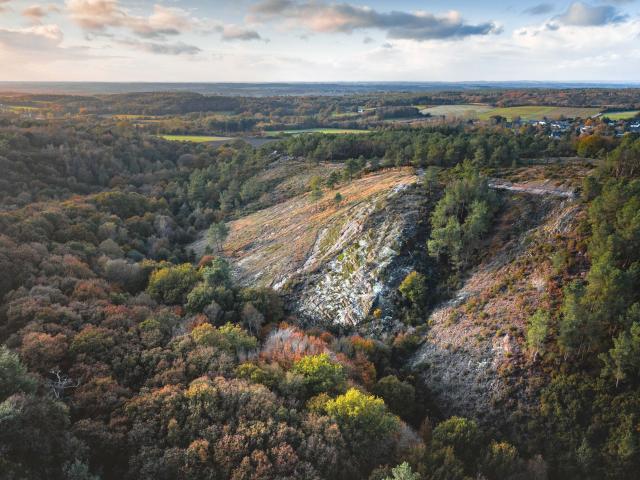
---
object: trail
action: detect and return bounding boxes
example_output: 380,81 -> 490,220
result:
488,178 -> 576,198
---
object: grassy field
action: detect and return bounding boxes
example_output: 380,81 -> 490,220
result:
420,104 -> 602,121
602,110 -> 640,120
478,106 -> 601,121
7,105 -> 42,112
159,135 -> 234,143
421,104 -> 492,118
111,114 -> 156,120
271,128 -> 370,135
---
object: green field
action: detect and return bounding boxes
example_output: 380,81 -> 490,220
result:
8,105 -> 41,112
421,104 -> 492,118
602,110 -> 640,120
159,135 -> 234,143
478,106 -> 602,121
421,104 -> 602,121
111,114 -> 156,120
271,128 -> 370,135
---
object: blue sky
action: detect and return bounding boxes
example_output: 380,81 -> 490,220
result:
0,0 -> 639,81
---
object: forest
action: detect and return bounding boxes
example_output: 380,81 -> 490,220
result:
1,91 -> 640,480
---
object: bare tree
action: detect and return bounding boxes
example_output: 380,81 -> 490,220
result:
47,368 -> 80,399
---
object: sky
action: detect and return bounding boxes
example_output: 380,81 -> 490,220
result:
0,0 -> 639,82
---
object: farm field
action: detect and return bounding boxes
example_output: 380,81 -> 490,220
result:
421,104 -> 603,121
478,106 -> 602,121
271,128 -> 370,135
421,104 -> 492,118
158,134 -> 234,143
602,110 -> 640,120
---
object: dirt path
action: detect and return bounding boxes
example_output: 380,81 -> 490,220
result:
488,178 -> 576,198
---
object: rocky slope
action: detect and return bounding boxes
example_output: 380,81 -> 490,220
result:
411,186 -> 584,429
191,167 -> 428,329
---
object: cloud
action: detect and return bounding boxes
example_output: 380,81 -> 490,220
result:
553,2 -> 628,26
66,0 -> 194,38
249,0 -> 500,41
0,23 -> 94,64
116,38 -> 201,55
216,25 -> 264,42
0,0 -> 11,12
22,4 -> 60,23
0,24 -> 63,51
523,3 -> 555,15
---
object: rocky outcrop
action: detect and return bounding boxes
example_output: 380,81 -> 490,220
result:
190,168 -> 429,330
290,182 -> 428,330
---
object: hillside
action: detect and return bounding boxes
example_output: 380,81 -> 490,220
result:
192,167 -> 425,328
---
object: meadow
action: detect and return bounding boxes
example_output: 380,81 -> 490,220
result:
420,104 -> 603,121
420,104 -> 493,118
271,128 -> 370,135
478,105 -> 602,121
158,134 -> 234,143
602,110 -> 640,120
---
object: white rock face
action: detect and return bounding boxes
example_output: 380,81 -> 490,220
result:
290,184 -> 427,328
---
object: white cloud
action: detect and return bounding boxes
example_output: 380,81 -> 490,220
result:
66,0 -> 195,38
249,0 -> 501,41
553,2 -> 627,27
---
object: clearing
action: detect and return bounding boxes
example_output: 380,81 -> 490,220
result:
602,110 -> 640,120
158,134 -> 234,143
420,104 -> 493,118
269,128 -> 370,136
478,106 -> 601,121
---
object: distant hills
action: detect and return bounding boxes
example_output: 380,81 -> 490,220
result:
2,81 -> 640,96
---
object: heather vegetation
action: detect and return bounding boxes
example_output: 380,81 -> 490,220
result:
1,91 -> 640,480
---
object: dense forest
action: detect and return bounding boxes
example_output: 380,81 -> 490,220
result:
1,92 -> 640,480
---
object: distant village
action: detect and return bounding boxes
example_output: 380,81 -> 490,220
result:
504,116 -> 640,138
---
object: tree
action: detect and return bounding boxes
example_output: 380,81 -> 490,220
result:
0,346 -> 36,400
601,322 -> 640,388
309,176 -> 324,210
191,322 -> 258,355
324,388 -> 399,439
384,462 -> 420,480
399,271 -> 427,308
480,441 -> 520,480
527,310 -> 550,361
372,375 -> 416,420
432,416 -> 481,472
326,171 -> 340,189
344,158 -> 361,180
422,167 -> 439,196
207,221 -> 230,252
428,163 -> 498,270
292,353 -> 346,396
201,257 -> 231,287
334,192 -> 343,206
146,263 -> 200,304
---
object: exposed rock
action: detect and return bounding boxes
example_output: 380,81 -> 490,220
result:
191,168 -> 428,330
290,182 -> 429,330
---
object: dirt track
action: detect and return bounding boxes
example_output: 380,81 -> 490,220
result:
488,178 -> 576,198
